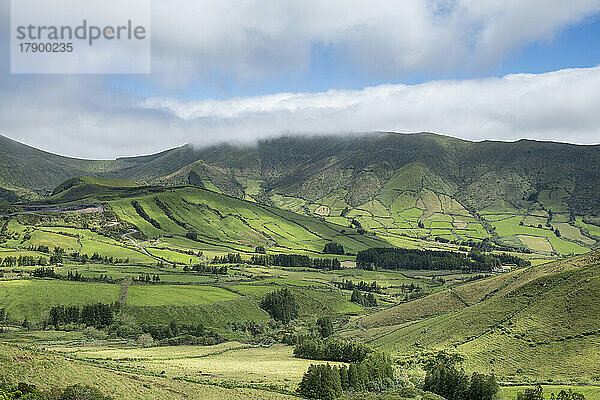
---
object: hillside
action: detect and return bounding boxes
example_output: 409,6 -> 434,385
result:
1,132 -> 599,255
0,135 -> 133,200
350,250 -> 600,381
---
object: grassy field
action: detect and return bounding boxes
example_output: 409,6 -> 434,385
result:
362,252 -> 600,382
0,342 -> 296,400
127,285 -> 240,307
0,279 -> 120,320
119,344 -> 332,391
1,180 -> 598,398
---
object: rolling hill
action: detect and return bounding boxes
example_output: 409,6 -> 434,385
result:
349,249 -> 600,381
1,132 -> 599,255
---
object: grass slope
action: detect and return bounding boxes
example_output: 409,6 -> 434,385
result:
359,250 -> 600,381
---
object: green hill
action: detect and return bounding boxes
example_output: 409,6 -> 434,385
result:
1,132 -> 599,255
107,186 -> 389,255
351,250 -> 600,382
0,135 -> 134,200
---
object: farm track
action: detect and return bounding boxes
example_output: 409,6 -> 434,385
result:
120,278 -> 132,305
122,229 -> 160,261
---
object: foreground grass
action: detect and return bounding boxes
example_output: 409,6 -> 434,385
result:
0,343 -> 298,400
498,385 -> 600,400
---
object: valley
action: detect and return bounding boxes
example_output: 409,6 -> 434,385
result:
1,132 -> 599,400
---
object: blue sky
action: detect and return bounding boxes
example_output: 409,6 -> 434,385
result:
2,1 -> 600,158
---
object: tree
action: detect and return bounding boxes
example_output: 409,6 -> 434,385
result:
260,288 -> 299,323
465,372 -> 498,400
517,385 -> 544,400
423,359 -> 469,400
186,230 -> 198,241
365,293 -> 377,307
297,364 -> 342,400
316,316 -> 334,338
351,288 -> 361,303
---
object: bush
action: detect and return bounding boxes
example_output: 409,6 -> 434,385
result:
138,333 -> 154,347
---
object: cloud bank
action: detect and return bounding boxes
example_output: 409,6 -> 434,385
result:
2,66 -> 600,159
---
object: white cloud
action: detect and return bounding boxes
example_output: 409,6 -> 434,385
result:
143,66 -> 600,147
1,0 -> 599,83
146,0 -> 600,86
2,66 -> 600,159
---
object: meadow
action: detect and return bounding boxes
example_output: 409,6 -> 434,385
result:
1,181 -> 599,400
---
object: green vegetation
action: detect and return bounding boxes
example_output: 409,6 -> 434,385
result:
1,133 -> 599,399
297,352 -> 395,399
356,247 -> 531,271
260,288 -> 299,323
127,285 -> 239,307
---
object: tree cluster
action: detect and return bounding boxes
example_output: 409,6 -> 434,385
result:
183,264 -> 228,274
48,302 -> 120,328
1,255 -> 48,268
423,356 -> 498,400
28,245 -> 51,253
260,288 -> 299,323
350,288 -> 377,307
316,316 -> 334,338
294,337 -> 371,363
323,242 -> 344,255
297,352 -> 395,399
212,253 -> 242,264
139,321 -> 223,345
69,251 -> 128,265
250,254 -> 341,270
357,247 -> 530,272
333,279 -> 383,293
351,219 -> 367,235
32,267 -> 57,278
134,273 -> 161,283
398,282 -> 423,293
517,385 -> 586,400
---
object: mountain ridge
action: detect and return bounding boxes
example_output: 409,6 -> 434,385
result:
1,132 -> 599,255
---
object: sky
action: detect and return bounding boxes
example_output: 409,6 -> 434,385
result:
1,0 -> 600,159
